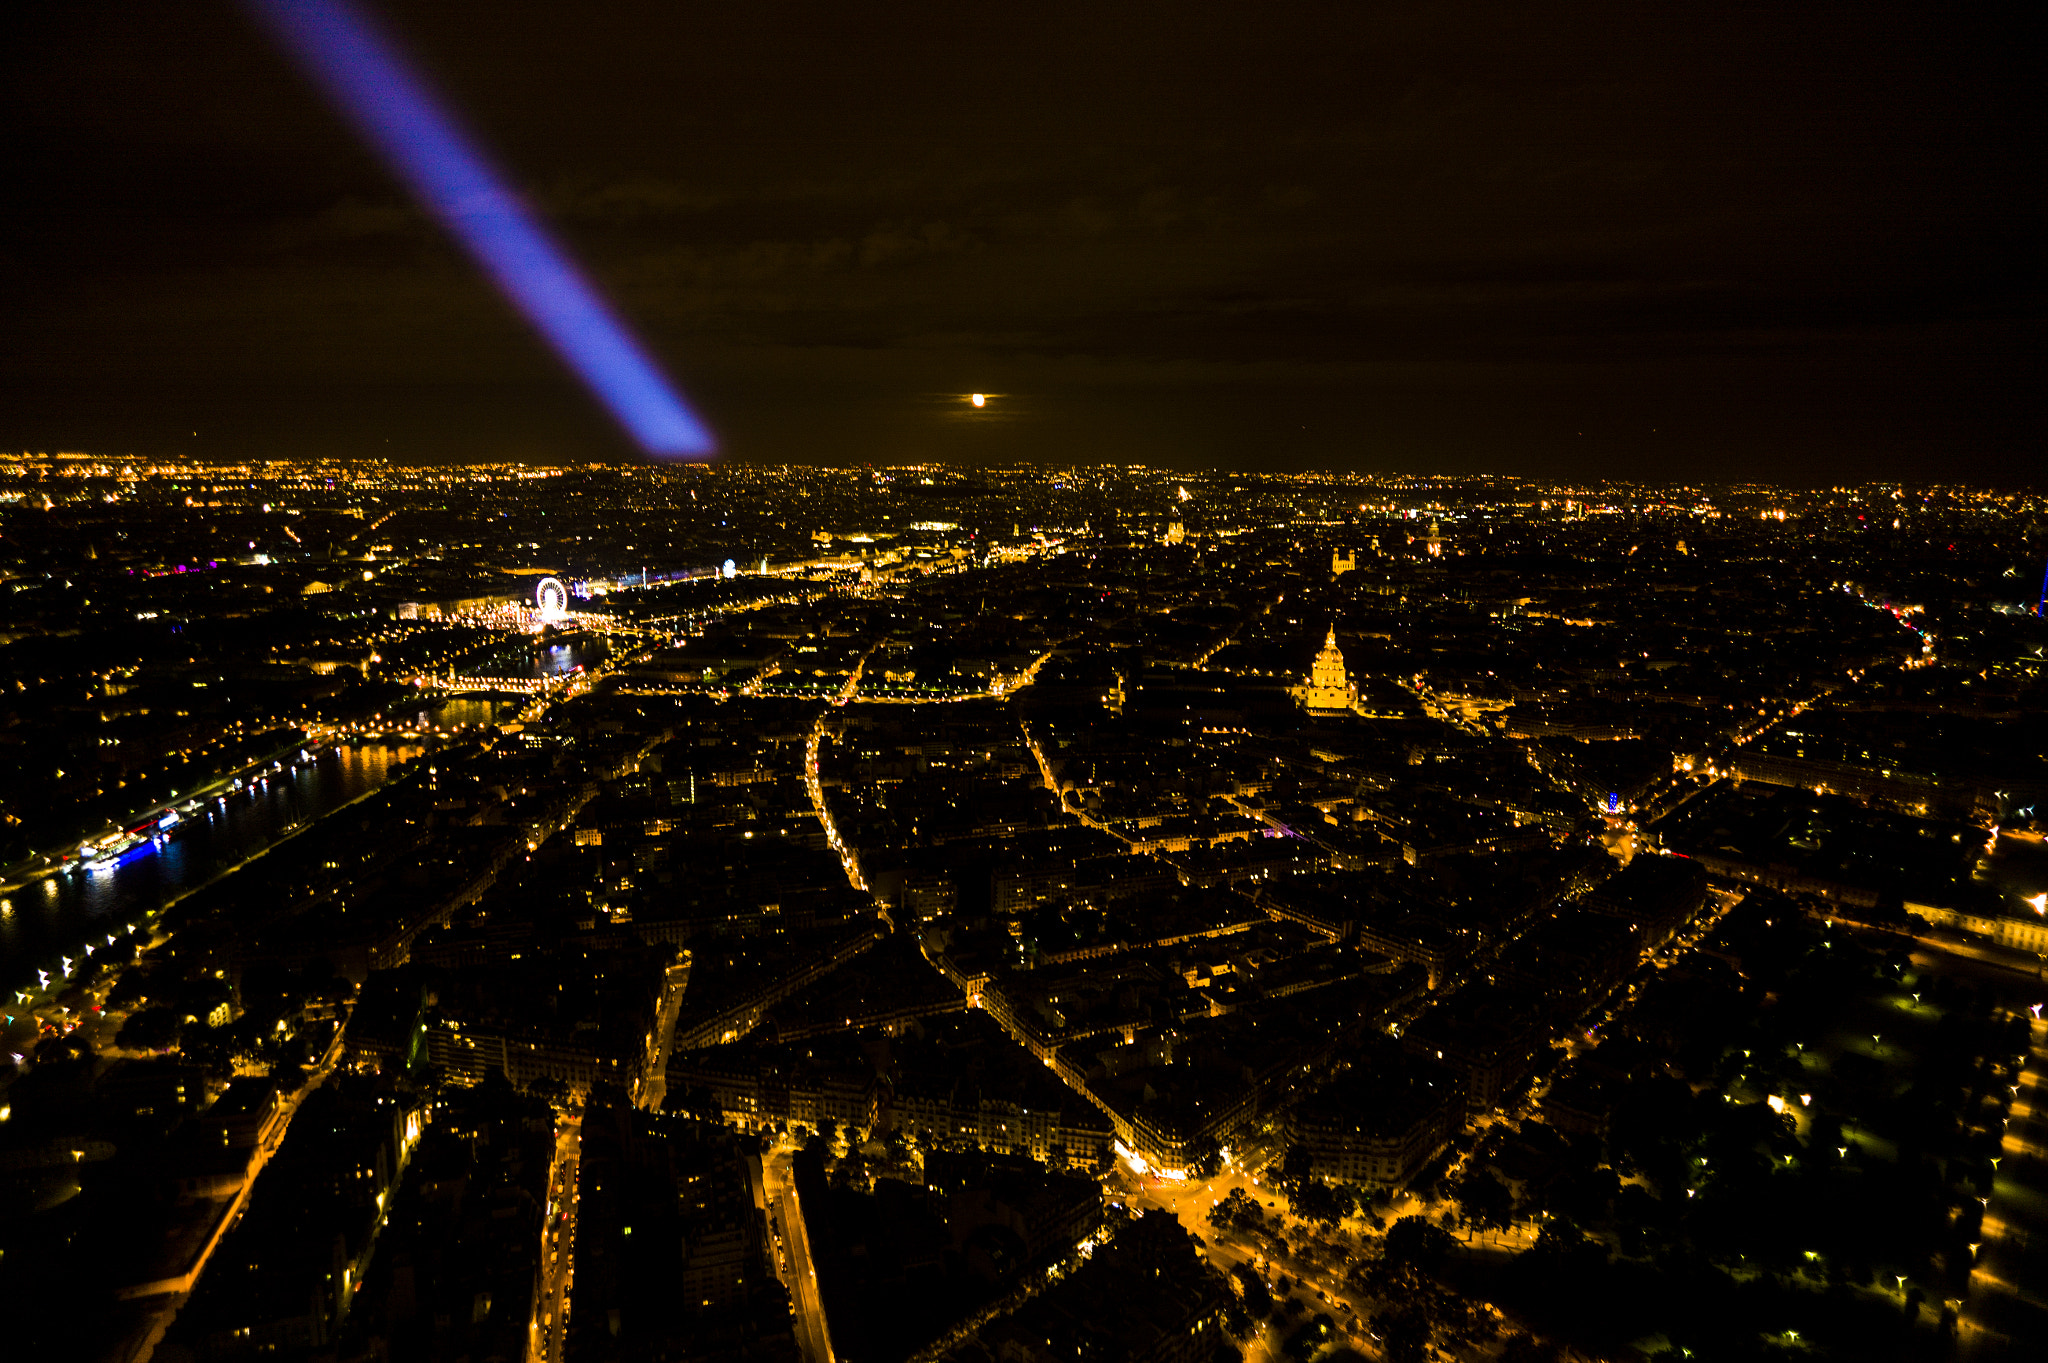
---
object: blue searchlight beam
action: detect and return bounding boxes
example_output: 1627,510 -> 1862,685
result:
246,0 -> 714,458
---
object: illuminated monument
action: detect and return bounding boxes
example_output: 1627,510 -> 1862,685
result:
1292,626 -> 1358,715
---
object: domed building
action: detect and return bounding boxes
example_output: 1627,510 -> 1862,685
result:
1291,626 -> 1358,714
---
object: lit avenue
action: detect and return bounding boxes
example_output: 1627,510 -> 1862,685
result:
1,458 -> 2045,1363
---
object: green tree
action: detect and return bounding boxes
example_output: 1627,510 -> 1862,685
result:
107,969 -> 156,1010
1209,1186 -> 1261,1233
1294,1177 -> 1344,1227
117,1005 -> 182,1053
1368,1303 -> 1434,1363
1281,1312 -> 1335,1360
1450,1167 -> 1516,1239
832,1148 -> 872,1191
1230,1262 -> 1272,1319
33,1034 -> 93,1066
1382,1215 -> 1456,1273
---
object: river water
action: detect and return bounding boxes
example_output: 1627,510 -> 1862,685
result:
0,637 -> 611,999
472,633 -> 610,681
0,743 -> 426,996
389,694 -> 523,730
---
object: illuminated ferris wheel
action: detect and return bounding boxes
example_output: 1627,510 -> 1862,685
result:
533,575 -> 568,619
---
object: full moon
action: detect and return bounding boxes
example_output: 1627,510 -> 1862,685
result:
970,393 -> 986,407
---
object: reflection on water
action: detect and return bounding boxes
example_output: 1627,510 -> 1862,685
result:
470,635 -> 609,681
389,694 -> 523,731
0,744 -> 425,993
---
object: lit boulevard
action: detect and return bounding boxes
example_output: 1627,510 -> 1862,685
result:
1,462 -> 2044,1363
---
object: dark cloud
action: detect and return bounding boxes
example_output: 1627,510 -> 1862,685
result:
1,0 -> 2040,480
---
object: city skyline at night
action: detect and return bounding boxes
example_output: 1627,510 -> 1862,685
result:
3,5 -> 2046,1362
1,457 -> 2046,1360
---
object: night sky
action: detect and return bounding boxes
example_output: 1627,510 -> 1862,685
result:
3,1 -> 2040,481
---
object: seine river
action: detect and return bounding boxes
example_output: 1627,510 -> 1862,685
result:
0,743 -> 426,997
0,636 -> 610,999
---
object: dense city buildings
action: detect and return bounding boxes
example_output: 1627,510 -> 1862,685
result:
2,459 -> 2046,1362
